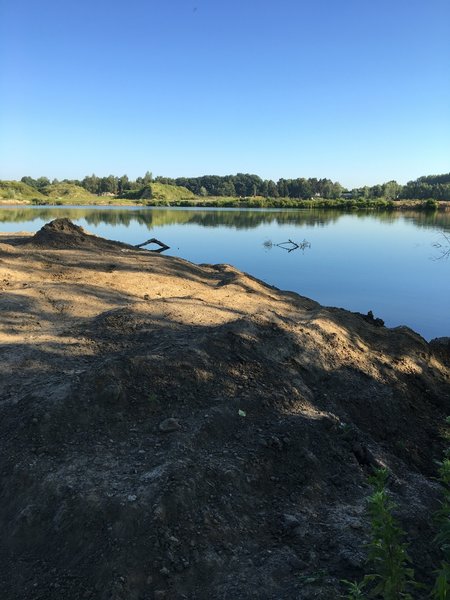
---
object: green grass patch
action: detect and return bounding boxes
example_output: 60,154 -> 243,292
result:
41,182 -> 98,201
120,182 -> 195,202
143,196 -> 399,210
0,181 -> 46,202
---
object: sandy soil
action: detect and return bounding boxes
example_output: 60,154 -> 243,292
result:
0,219 -> 449,599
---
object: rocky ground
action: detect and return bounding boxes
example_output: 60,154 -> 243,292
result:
0,219 -> 449,599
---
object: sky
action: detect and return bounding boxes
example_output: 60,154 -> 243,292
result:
0,0 -> 449,188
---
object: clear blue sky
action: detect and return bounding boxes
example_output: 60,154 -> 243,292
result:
1,0 -> 449,188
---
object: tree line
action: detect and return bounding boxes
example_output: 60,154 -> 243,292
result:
19,171 -> 450,200
20,173 -> 153,196
352,175 -> 450,201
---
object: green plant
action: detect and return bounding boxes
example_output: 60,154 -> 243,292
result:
432,564 -> 450,600
425,199 -> 439,211
298,569 -> 327,586
363,468 -> 416,599
341,579 -> 367,599
431,420 -> 450,599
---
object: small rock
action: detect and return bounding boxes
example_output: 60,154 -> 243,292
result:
352,442 -> 376,467
159,418 -> 181,433
159,566 -> 170,577
127,494 -> 137,502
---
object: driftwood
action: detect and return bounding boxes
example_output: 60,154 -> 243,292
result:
135,238 -> 170,253
276,239 -> 311,253
432,232 -> 450,260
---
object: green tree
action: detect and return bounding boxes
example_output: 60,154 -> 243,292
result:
219,181 -> 236,196
118,175 -> 130,195
140,184 -> 153,199
99,175 -> 118,194
21,176 -> 37,189
35,176 -> 50,191
143,171 -> 153,185
383,181 -> 402,201
267,180 -> 279,197
82,174 -> 100,194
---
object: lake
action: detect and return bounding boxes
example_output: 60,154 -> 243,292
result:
1,205 -> 449,340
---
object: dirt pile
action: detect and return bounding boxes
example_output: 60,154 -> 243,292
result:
0,220 -> 449,599
24,218 -> 132,251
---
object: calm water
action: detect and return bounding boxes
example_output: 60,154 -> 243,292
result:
1,205 -> 449,340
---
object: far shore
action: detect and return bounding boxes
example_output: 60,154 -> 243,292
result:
1,197 -> 450,211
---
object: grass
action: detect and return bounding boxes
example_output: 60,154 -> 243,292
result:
0,180 -> 46,202
120,182 -> 195,202
41,182 -> 98,201
143,196 -> 449,211
148,182 -> 195,200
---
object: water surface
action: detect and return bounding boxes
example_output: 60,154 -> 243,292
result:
1,205 -> 449,340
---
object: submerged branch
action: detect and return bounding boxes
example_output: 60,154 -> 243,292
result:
274,239 -> 311,253
432,232 -> 450,260
135,238 -> 170,253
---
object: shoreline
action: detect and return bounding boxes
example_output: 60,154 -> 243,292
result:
1,198 -> 450,210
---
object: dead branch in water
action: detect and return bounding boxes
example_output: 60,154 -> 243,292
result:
273,239 -> 311,253
432,232 -> 450,260
135,238 -> 170,253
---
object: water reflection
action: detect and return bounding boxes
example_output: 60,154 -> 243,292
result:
1,205 -> 450,232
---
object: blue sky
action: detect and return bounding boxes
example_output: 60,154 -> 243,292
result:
1,0 -> 449,187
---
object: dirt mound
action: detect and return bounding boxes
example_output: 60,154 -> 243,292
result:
27,218 -> 131,250
0,224 -> 449,599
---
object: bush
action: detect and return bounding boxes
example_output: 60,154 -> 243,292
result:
425,199 -> 439,211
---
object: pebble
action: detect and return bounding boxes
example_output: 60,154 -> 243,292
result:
127,494 -> 137,502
